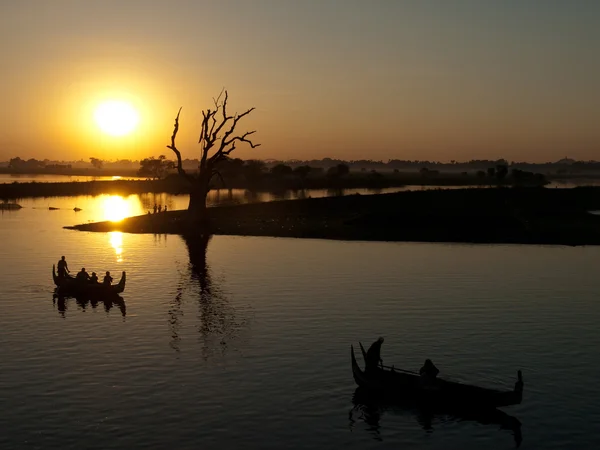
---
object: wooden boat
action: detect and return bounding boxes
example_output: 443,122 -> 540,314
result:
0,203 -> 22,210
52,265 -> 126,296
351,341 -> 523,409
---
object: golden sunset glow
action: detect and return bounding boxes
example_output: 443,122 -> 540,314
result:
109,232 -> 123,263
94,100 -> 139,136
102,195 -> 131,222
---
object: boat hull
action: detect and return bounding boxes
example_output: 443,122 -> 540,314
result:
52,265 -> 126,297
351,344 -> 523,409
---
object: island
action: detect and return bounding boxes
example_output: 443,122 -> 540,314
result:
66,187 -> 600,246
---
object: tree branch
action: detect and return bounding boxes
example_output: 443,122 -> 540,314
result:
166,107 -> 193,183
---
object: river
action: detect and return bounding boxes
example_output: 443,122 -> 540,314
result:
1,195 -> 600,449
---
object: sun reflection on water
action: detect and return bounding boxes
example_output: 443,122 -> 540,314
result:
109,232 -> 123,262
102,195 -> 131,222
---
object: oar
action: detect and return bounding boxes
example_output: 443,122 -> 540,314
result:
380,364 -> 419,375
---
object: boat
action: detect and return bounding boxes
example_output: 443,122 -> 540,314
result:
48,207 -> 59,210
52,265 -> 126,296
0,203 -> 22,210
351,340 -> 523,409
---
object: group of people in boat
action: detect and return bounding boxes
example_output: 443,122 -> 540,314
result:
365,337 -> 440,387
57,256 -> 113,285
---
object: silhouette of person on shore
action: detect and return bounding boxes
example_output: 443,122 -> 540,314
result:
153,204 -> 158,214
76,268 -> 90,282
90,272 -> 98,284
103,271 -> 113,286
365,337 -> 384,373
164,205 -> 167,212
57,256 -> 69,278
158,205 -> 162,213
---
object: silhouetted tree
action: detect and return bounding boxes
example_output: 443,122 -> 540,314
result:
270,163 -> 293,177
487,167 -> 496,178
328,163 -> 350,178
137,155 -> 174,179
496,164 -> 508,182
89,157 -> 104,169
243,159 -> 266,183
337,163 -> 350,176
293,165 -> 312,179
167,90 -> 260,220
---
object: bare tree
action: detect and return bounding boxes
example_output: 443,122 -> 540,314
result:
167,90 -> 259,220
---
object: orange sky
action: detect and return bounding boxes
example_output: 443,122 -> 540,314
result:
1,1 -> 599,162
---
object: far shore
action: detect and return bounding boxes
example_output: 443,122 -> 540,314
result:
0,170 -> 551,200
65,187 -> 600,246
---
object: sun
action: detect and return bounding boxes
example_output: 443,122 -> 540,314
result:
94,100 -> 139,136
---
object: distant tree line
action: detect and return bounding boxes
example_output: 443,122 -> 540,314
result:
3,156 -> 600,177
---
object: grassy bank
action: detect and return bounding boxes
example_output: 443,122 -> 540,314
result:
66,187 -> 600,246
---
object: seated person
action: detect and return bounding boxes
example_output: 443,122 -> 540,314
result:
419,359 -> 440,387
103,271 -> 113,286
89,272 -> 99,284
75,268 -> 90,282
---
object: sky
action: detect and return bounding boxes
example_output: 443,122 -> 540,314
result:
0,0 -> 599,162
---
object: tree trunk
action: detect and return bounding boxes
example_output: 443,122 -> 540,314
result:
187,176 -> 211,233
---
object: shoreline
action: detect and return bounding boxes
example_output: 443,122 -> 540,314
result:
65,188 -> 600,246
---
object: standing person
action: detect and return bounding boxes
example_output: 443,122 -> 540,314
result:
365,337 -> 385,373
103,271 -> 113,286
153,204 -> 158,214
57,256 -> 69,278
158,205 -> 162,213
164,205 -> 167,212
89,272 -> 99,284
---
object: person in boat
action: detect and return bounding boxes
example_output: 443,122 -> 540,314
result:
103,271 -> 113,286
89,272 -> 99,284
419,359 -> 440,388
365,337 -> 385,373
76,268 -> 90,282
57,256 -> 70,278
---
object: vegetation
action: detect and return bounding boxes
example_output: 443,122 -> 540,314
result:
137,155 -> 174,179
89,157 -> 103,169
166,90 -> 259,221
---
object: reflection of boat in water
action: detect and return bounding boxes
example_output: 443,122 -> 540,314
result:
52,265 -> 126,296
351,341 -> 523,409
53,294 -> 126,317
349,386 -> 523,447
0,203 -> 22,210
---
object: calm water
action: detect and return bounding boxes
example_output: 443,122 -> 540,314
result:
1,198 -> 600,449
